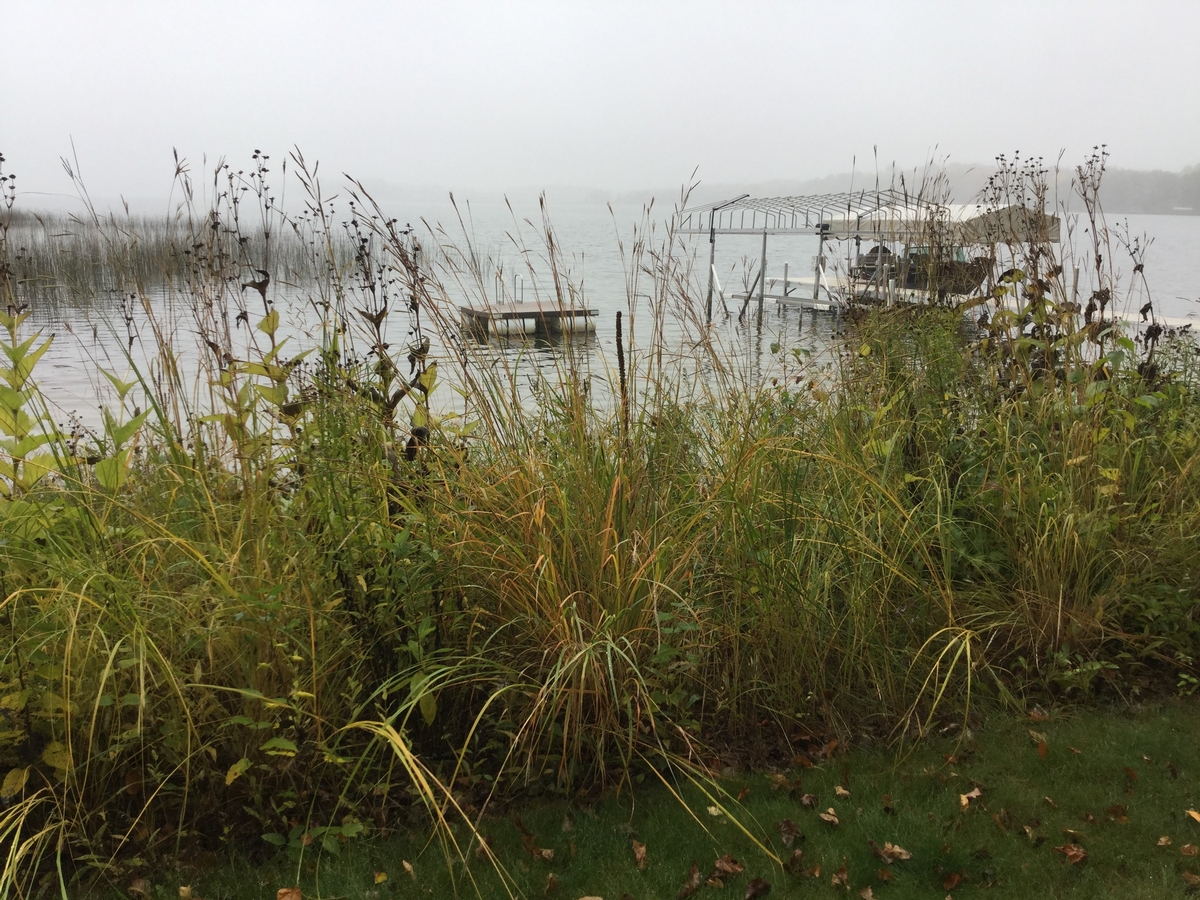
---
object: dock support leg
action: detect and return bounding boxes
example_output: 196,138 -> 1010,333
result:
813,231 -> 825,303
705,223 -> 717,324
757,227 -> 767,322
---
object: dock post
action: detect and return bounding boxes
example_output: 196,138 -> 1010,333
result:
783,262 -> 789,298
813,228 -> 825,303
705,217 -> 717,324
757,226 -> 767,322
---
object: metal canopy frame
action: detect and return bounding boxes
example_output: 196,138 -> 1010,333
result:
686,190 -> 1060,323
680,188 -> 912,236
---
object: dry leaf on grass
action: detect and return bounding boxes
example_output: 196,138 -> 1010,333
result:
373,871 -> 387,884
830,865 -> 849,889
402,860 -> 415,878
1187,809 -> 1200,824
782,849 -> 805,874
942,871 -> 964,890
678,862 -> 703,900
632,839 -> 647,870
276,890 -> 302,900
544,873 -> 558,895
819,808 -> 840,826
1053,843 -> 1087,865
1159,836 -> 1173,847
738,786 -> 751,801
1182,843 -> 1199,857
800,793 -> 818,808
562,813 -> 575,833
178,888 -> 193,900
876,867 -> 895,881
779,819 -> 802,847
129,880 -> 150,897
714,854 -> 745,876
1106,804 -> 1129,824
744,878 -> 771,899
959,787 -> 982,810
1184,871 -> 1200,886
835,785 -> 851,798
858,889 -> 874,900
1123,766 -> 1138,782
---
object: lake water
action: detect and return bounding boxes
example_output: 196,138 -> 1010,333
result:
18,197 -> 1200,432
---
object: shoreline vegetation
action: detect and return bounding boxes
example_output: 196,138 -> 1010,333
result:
1,147 -> 1199,897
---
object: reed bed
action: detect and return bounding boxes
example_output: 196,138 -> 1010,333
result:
0,148 -> 1197,896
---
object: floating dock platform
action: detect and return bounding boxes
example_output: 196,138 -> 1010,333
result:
459,302 -> 597,337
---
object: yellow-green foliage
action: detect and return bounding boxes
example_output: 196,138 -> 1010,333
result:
0,150 -> 1198,894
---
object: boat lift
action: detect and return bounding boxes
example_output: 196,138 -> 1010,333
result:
679,190 -> 1061,323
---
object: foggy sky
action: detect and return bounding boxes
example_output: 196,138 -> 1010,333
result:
5,0 -> 1199,211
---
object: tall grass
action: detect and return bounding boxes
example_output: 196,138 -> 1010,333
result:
0,146 -> 1197,896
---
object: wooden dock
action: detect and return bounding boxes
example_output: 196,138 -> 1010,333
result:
459,302 -> 597,336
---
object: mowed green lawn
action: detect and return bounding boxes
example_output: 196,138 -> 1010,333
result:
110,699 -> 1200,900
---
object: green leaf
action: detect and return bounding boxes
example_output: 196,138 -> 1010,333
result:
94,449 -> 132,491
261,833 -> 286,847
1,766 -> 29,799
417,362 -> 438,395
257,309 -> 280,337
41,742 -> 71,771
225,757 -> 252,785
110,409 -> 150,449
256,383 -> 288,407
259,736 -> 298,757
99,368 -> 138,402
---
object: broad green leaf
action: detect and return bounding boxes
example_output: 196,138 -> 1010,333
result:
41,742 -> 71,770
259,736 -> 298,757
417,362 -> 438,394
110,409 -> 150,449
0,766 -> 29,799
94,449 -> 132,491
255,383 -> 288,407
225,757 -> 252,785
257,309 -> 280,337
99,368 -> 138,402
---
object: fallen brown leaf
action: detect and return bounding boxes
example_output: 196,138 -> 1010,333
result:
769,773 -> 789,789
1185,871 -> 1200,886
800,793 -> 818,808
960,786 -> 982,810
632,839 -> 647,870
835,785 -> 851,798
705,875 -> 724,888
782,848 -> 805,874
1183,843 -> 1199,857
793,754 -> 814,768
544,873 -> 558,895
830,866 -> 849,889
1039,740 -> 1048,760
876,867 -> 895,882
476,835 -> 493,859
129,880 -> 150,897
714,854 -> 745,876
779,819 -> 802,847
402,860 -> 414,878
538,848 -> 555,862
1159,836 -> 1173,847
1081,812 -> 1098,825
745,877 -> 771,899
276,890 -> 301,900
881,793 -> 895,815
882,842 -> 912,862
1029,707 -> 1050,722
561,812 -> 575,833
1187,809 -> 1200,824
943,871 -> 964,890
1106,804 -> 1129,824
678,862 -> 703,900
738,786 -> 751,801
859,889 -> 875,900
819,808 -> 840,826
1053,843 -> 1087,865
1123,766 -> 1138,782
178,888 -> 193,900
